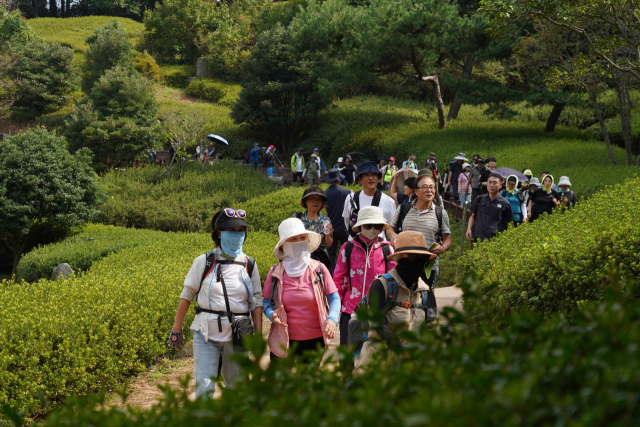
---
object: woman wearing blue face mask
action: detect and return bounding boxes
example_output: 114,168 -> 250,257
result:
169,208 -> 263,398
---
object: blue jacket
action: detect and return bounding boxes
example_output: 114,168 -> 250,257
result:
501,190 -> 522,222
316,156 -> 327,172
250,147 -> 263,163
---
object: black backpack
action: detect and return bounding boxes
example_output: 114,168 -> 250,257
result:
344,238 -> 391,292
394,202 -> 443,243
348,190 -> 382,238
198,252 -> 255,295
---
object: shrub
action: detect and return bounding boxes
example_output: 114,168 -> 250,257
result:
15,224 -> 167,283
96,161 -> 275,232
36,288 -> 640,427
238,186 -> 308,233
160,64 -> 194,88
0,228 -> 278,420
186,78 -> 225,103
133,53 -> 162,83
461,177 -> 640,324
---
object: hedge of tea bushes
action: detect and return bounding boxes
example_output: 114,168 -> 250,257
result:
461,177 -> 640,324
0,230 -> 278,418
239,186 -> 309,233
16,224 -> 168,283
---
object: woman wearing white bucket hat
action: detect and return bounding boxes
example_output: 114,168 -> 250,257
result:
263,218 -> 341,362
557,176 -> 576,210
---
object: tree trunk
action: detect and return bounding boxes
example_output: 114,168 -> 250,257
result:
60,0 -> 64,16
544,102 -> 565,132
66,0 -> 70,15
585,85 -> 617,165
447,57 -> 476,120
4,236 -> 28,279
49,0 -> 57,17
616,74 -> 633,166
423,74 -> 446,129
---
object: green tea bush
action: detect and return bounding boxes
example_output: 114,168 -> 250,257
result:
15,224 -> 167,283
38,288 -> 640,427
238,186 -> 308,233
159,65 -> 194,88
185,78 -> 224,103
461,177 -> 640,323
97,161 -> 275,232
133,53 -> 162,83
0,229 -> 278,420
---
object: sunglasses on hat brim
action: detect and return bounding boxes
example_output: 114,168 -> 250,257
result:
223,208 -> 246,219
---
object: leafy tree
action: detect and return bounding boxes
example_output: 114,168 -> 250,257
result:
65,65 -> 159,169
81,20 -> 135,92
142,0 -> 218,64
0,129 -> 100,276
290,0 -> 460,129
231,24 -> 330,153
10,41 -> 78,116
0,8 -> 38,45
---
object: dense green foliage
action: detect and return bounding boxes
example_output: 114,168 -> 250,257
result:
15,224 -> 167,282
462,177 -> 640,323
238,185 -> 307,233
0,129 -> 100,275
0,229 -> 278,420
33,286 -> 640,426
185,78 -> 225,103
133,53 -> 161,83
159,64 -> 194,88
141,0 -> 218,64
0,9 -> 39,45
81,20 -> 135,92
28,17 -> 144,55
65,65 -> 159,169
97,161 -> 275,232
232,24 -> 330,153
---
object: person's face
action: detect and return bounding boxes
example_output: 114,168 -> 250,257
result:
560,185 -> 569,191
409,156 -> 415,161
403,184 -> 413,196
530,184 -> 538,192
476,162 -> 484,168
543,176 -> 553,187
305,195 -> 323,212
390,160 -> 395,165
473,156 -> 478,161
508,182 -> 516,190
380,159 -> 386,165
487,177 -> 501,194
457,159 -> 464,165
465,166 -> 471,172
488,161 -> 496,168
345,157 -> 351,164
286,234 -> 307,243
415,178 -> 436,202
359,172 -> 378,190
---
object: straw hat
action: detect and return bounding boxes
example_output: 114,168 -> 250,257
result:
387,231 -> 436,262
273,218 -> 322,260
352,206 -> 390,232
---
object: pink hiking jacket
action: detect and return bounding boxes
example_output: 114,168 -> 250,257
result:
334,238 -> 396,315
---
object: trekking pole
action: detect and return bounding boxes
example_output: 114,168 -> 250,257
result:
460,201 -> 468,258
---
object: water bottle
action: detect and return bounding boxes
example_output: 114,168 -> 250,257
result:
322,218 -> 331,234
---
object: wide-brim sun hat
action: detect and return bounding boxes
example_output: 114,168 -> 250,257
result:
325,168 -> 345,183
357,161 -> 382,178
352,206 -> 390,232
558,176 -> 572,186
301,190 -> 327,202
273,218 -> 322,260
454,155 -> 468,161
387,231 -> 436,262
429,152 -> 437,160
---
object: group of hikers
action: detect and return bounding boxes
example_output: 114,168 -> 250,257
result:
168,150 -> 579,398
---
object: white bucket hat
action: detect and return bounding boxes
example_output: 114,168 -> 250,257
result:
337,157 -> 344,163
352,206 -> 390,232
529,177 -> 540,187
462,162 -> 471,170
273,218 -> 322,260
558,176 -> 572,186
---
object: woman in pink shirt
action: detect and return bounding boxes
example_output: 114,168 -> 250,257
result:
457,162 -> 472,206
263,218 -> 341,362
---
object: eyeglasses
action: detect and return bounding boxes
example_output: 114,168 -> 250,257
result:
223,208 -> 246,219
362,224 -> 384,231
417,185 -> 436,192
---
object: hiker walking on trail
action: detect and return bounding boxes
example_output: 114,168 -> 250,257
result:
521,177 -> 539,208
342,155 -> 357,185
402,154 -> 417,169
466,172 -> 514,242
169,208 -> 262,398
387,174 -> 451,318
342,161 -> 397,240
292,186 -> 333,270
422,153 -> 440,184
447,153 -> 467,202
313,148 -> 328,175
457,162 -> 472,206
250,143 -> 264,170
557,176 -> 576,211
470,158 -> 483,202
500,175 -> 527,227
353,231 -> 436,369
334,206 -> 395,347
263,145 -> 283,177
479,155 -> 497,195
263,218 -> 341,362
381,156 -> 397,191
527,174 -> 560,222
291,148 -> 305,184
540,171 -> 559,191
377,156 -> 387,190
325,168 -> 351,274
303,153 -> 321,185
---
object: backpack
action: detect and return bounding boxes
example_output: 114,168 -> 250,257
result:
245,150 -> 251,164
394,202 -> 443,243
344,238 -> 391,292
194,252 -> 255,312
348,190 -> 382,238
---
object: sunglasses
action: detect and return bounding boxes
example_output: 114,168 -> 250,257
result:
362,224 -> 384,231
223,208 -> 246,219
406,253 -> 429,262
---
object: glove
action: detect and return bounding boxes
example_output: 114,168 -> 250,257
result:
169,329 -> 183,349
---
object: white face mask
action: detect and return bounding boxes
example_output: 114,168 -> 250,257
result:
282,240 -> 311,277
361,228 -> 380,240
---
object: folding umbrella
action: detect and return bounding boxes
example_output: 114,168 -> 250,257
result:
492,167 -> 529,182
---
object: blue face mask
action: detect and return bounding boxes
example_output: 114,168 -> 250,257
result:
220,231 -> 245,257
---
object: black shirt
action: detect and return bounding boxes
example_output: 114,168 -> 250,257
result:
343,164 -> 357,184
450,162 -> 463,184
479,167 -> 491,194
469,194 -> 514,241
530,188 -> 560,215
325,184 -> 351,233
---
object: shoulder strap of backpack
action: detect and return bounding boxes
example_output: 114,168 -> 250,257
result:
381,242 -> 391,271
245,256 -> 255,278
381,273 -> 398,302
395,202 -> 412,233
198,252 -> 217,298
345,241 -> 354,291
435,205 -> 443,241
372,190 -> 382,207
352,190 -> 361,211
293,211 -> 303,220
421,290 -> 428,309
269,264 -> 279,304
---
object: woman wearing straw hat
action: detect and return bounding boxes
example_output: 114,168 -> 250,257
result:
354,231 -> 436,369
169,208 -> 262,398
334,206 -> 396,347
292,186 -> 333,269
263,218 -> 341,362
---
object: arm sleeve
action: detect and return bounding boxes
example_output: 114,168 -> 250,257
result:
343,194 -> 353,229
390,204 -> 401,228
441,209 -> 451,234
262,269 -> 275,321
263,298 -> 275,322
326,292 -> 340,324
180,255 -> 206,302
521,202 -> 527,219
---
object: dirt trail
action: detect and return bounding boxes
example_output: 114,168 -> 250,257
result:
109,286 -> 463,409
